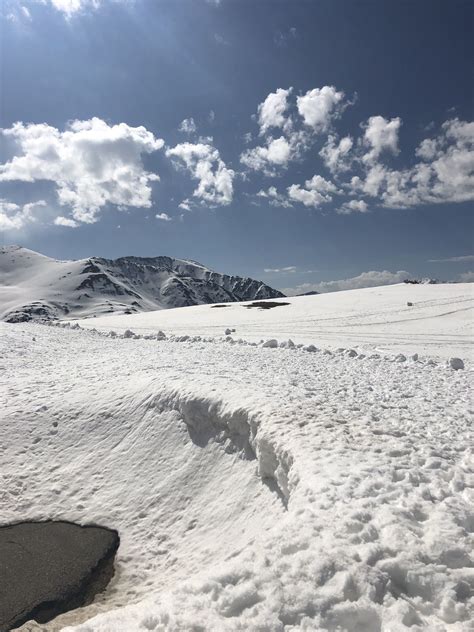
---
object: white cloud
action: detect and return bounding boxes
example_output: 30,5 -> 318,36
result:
166,142 -> 234,206
0,199 -> 47,230
338,199 -> 368,215
155,212 -> 172,221
21,5 -> 32,19
362,115 -> 401,164
296,86 -> 345,132
319,135 -> 353,173
240,136 -> 292,175
240,131 -> 309,176
257,88 -> 292,135
287,175 -> 339,208
415,138 -> 438,161
283,270 -> 410,295
459,270 -> 474,282
49,0 -> 101,17
428,254 -> 474,263
352,118 -> 474,208
256,186 -> 293,208
178,200 -> 191,211
264,266 -> 297,274
0,118 -> 164,224
178,118 -> 197,134
54,215 -> 79,228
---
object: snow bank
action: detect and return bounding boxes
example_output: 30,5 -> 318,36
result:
2,322 -> 472,631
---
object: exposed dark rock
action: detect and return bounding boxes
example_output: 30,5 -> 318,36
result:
0,521 -> 119,631
244,301 -> 291,310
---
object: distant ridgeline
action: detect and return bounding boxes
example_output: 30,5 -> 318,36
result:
403,278 -> 440,285
0,246 -> 284,323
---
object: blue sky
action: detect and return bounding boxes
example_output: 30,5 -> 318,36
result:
1,0 -> 473,293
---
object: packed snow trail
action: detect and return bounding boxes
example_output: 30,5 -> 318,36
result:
1,323 -> 472,631
72,283 -> 474,361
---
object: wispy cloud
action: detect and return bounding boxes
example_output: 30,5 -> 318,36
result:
0,199 -> 47,230
459,270 -> 474,282
155,212 -> 172,221
428,255 -> 474,263
264,266 -> 316,275
274,27 -> 298,47
264,266 -> 298,274
282,270 -> 410,295
178,118 -> 197,134
214,33 -> 229,46
54,215 -> 79,228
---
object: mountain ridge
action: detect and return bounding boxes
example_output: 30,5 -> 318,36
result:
0,245 -> 285,322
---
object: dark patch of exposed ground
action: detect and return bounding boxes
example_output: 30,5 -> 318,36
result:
244,301 -> 291,310
0,521 -> 119,631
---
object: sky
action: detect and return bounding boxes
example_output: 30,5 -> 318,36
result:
0,0 -> 473,294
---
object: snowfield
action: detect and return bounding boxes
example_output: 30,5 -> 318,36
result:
72,283 -> 474,361
1,284 -> 473,631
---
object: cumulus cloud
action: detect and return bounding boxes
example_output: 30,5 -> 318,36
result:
54,216 -> 79,228
242,85 -> 348,176
459,270 -> 474,282
166,142 -> 234,206
362,115 -> 401,164
428,254 -> 474,263
178,118 -> 197,134
352,118 -> 474,208
337,199 -> 368,215
240,136 -> 294,175
287,175 -> 339,208
296,86 -> 345,132
257,88 -> 292,135
155,212 -> 172,221
283,270 -> 411,295
0,118 -> 164,224
319,135 -> 353,174
0,199 -> 47,230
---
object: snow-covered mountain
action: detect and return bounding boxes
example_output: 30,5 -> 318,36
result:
0,245 -> 284,322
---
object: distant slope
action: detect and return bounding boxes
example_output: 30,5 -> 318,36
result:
74,283 -> 474,360
0,246 -> 285,322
